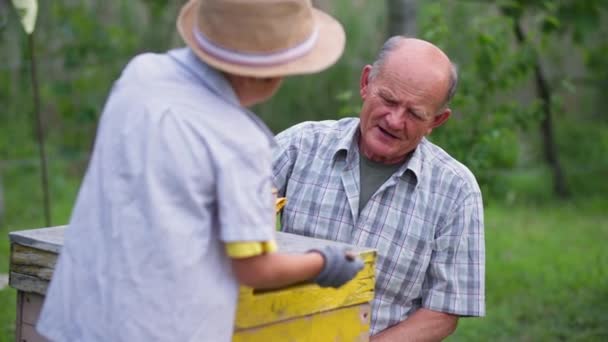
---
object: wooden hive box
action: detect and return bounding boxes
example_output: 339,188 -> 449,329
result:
9,226 -> 376,341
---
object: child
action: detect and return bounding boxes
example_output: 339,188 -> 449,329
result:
36,0 -> 363,341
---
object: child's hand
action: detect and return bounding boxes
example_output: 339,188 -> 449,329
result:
309,246 -> 365,288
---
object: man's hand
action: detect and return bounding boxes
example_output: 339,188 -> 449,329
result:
371,308 -> 458,342
309,246 -> 365,288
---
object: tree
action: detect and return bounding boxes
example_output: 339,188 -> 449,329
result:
500,0 -> 608,197
501,3 -> 569,197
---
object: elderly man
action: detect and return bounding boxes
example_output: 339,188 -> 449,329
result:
36,0 -> 364,341
273,36 -> 485,341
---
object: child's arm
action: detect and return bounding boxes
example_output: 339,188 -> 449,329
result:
231,252 -> 324,289
231,246 -> 363,289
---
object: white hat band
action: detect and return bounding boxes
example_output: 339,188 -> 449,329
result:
193,26 -> 319,67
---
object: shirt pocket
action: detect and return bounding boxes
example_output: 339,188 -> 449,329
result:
283,181 -> 353,241
362,216 -> 433,304
387,236 -> 432,299
282,204 -> 316,237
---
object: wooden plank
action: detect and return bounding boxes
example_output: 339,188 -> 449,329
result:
233,303 -> 371,342
10,272 -> 48,296
11,244 -> 57,283
8,226 -> 374,255
10,243 -> 57,293
9,226 -> 66,254
275,231 -> 374,254
20,322 -> 49,342
16,291 -> 23,342
21,292 -> 45,325
11,244 -> 58,269
10,265 -> 54,281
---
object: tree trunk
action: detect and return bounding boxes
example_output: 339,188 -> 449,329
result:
512,17 -> 570,198
386,0 -> 417,37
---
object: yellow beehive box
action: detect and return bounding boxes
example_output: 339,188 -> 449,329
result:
9,226 -> 376,341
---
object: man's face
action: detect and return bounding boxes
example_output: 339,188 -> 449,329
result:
358,52 -> 450,164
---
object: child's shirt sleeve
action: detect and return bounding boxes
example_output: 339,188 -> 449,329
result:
225,240 -> 279,258
224,195 -> 286,258
215,141 -> 277,249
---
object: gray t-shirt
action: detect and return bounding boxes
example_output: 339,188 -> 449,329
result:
358,152 -> 404,214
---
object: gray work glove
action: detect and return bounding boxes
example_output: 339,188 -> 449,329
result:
309,246 -> 365,288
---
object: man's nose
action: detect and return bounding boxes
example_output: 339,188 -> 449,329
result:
385,108 -> 406,130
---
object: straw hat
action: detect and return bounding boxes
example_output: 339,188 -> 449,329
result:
177,0 -> 346,77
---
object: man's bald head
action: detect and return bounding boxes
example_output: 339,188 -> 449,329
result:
368,37 -> 458,110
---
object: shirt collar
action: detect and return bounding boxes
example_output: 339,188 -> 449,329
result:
333,119 -> 360,157
167,47 -> 276,147
168,47 -> 241,107
404,138 -> 425,182
332,119 -> 423,183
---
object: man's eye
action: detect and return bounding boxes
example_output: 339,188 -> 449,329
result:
408,110 -> 422,120
382,97 -> 397,106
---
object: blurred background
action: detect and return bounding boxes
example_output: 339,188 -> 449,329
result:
1,0 -> 607,340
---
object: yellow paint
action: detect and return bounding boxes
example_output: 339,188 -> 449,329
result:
233,303 -> 371,342
225,240 -> 278,258
235,251 -> 375,328
275,197 -> 287,213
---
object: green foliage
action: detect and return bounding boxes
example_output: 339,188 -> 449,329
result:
556,120 -> 608,196
3,0 -> 607,203
417,2 -> 543,199
415,0 -> 607,200
0,0 -> 181,161
581,28 -> 608,115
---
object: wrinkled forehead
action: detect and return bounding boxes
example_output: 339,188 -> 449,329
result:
383,42 -> 451,93
374,62 -> 449,111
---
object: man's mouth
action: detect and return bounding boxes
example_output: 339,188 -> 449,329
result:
377,126 -> 399,139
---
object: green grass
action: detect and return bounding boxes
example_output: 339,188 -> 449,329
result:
0,288 -> 16,340
449,198 -> 608,341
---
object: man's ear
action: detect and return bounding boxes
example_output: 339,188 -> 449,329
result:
427,108 -> 451,135
360,65 -> 373,100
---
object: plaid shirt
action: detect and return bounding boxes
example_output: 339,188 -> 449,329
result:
272,118 -> 485,334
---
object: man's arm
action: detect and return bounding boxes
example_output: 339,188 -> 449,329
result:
370,308 -> 458,342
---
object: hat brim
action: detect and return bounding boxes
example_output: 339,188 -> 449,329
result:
177,0 -> 346,78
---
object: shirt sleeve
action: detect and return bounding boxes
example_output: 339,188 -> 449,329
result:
216,141 -> 276,243
225,240 -> 278,258
421,191 -> 486,317
223,194 -> 286,258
